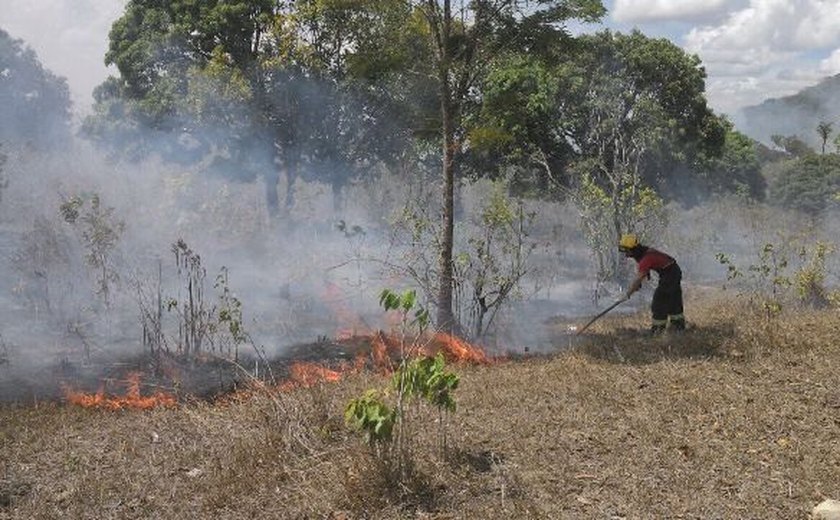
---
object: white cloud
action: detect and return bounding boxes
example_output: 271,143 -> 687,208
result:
0,0 -> 127,117
705,66 -> 825,114
612,0 -> 732,23
819,48 -> 840,76
682,0 -> 840,114
792,1 -> 840,48
685,0 -> 840,54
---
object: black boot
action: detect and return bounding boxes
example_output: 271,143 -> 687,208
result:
650,324 -> 667,335
669,316 -> 686,332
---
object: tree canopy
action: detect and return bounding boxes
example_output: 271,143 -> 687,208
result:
0,28 -> 72,147
470,30 -> 728,202
769,154 -> 840,215
84,0 -> 417,214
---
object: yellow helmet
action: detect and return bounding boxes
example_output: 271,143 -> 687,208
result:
619,234 -> 639,252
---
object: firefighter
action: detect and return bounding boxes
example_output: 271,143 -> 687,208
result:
619,234 -> 685,334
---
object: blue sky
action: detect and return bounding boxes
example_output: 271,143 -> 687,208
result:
2,0 -> 840,120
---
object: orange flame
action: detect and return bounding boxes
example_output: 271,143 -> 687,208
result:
279,362 -> 343,391
348,330 -> 492,374
429,332 -> 490,364
63,372 -> 177,410
235,331 -> 493,398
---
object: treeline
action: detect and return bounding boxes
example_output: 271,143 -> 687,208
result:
79,2 -> 765,205
765,125 -> 840,216
2,1 -> 809,330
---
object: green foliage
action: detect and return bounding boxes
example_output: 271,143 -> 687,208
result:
769,153 -> 840,215
346,351 -> 460,459
717,243 -> 787,316
390,183 -> 535,337
214,266 -> 246,357
750,243 -> 790,316
714,252 -> 742,284
345,390 -> 396,446
59,193 -> 125,306
0,29 -> 71,146
794,242 -> 833,307
693,127 -> 765,201
87,0 -> 419,209
379,288 -> 430,331
462,184 -> 536,337
393,353 -> 460,413
770,134 -> 813,158
817,121 -> 833,154
471,54 -> 560,159
474,29 -> 726,201
575,171 -> 667,286
716,240 -> 835,316
347,288 -> 462,478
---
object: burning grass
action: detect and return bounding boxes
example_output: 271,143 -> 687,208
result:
62,372 -> 177,410
47,329 -> 493,411
2,295 -> 840,518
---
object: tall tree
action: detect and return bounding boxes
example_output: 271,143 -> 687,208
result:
474,30 -> 725,281
0,28 -> 71,147
409,0 -> 604,330
85,0 -> 412,216
817,121 -> 832,155
566,31 -> 724,279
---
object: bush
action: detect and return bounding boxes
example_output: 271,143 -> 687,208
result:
769,154 -> 840,215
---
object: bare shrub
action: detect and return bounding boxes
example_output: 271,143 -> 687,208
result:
11,217 -> 74,321
388,180 -> 536,338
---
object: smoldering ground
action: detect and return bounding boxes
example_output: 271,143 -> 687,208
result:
0,115 -> 610,403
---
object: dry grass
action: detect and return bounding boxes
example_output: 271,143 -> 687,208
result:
2,295 -> 840,519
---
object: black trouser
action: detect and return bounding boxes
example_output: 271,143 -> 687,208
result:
651,263 -> 684,328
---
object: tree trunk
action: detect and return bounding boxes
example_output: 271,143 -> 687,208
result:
431,0 -> 457,332
436,88 -> 456,332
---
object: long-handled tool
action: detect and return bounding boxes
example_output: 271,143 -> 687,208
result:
575,297 -> 628,362
575,297 -> 627,336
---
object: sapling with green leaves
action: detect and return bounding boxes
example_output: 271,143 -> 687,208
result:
716,240 -> 835,316
389,182 -> 536,338
379,288 -> 430,358
60,193 -> 125,307
380,288 -> 429,473
716,243 -> 789,316
345,390 -> 396,453
574,172 -> 668,297
345,288 -> 460,480
395,353 -> 459,457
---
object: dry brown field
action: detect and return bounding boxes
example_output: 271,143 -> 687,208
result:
2,296 -> 839,519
